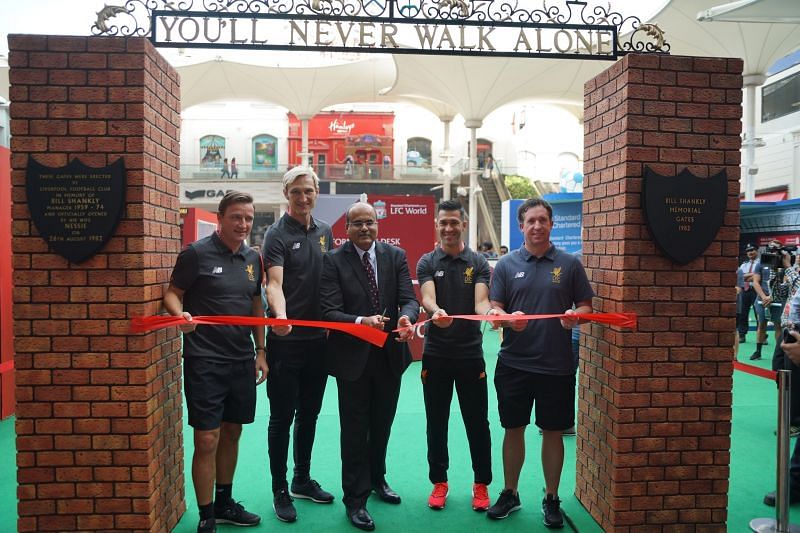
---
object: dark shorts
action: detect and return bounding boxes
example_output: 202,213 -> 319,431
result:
755,301 -> 783,325
494,360 -> 575,431
184,357 -> 257,431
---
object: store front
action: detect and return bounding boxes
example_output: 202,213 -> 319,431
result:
287,111 -> 394,179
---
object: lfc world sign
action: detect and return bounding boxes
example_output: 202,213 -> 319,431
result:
642,166 -> 727,265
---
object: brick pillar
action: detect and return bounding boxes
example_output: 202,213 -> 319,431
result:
578,54 -> 742,531
9,35 -> 184,532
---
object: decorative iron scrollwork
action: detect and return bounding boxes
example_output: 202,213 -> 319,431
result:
91,0 -> 670,56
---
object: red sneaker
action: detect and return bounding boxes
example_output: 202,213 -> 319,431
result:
472,483 -> 490,512
428,482 -> 449,510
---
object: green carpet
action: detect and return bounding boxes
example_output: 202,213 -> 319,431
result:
2,327 -> 800,531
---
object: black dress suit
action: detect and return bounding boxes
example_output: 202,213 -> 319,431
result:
320,240 -> 419,509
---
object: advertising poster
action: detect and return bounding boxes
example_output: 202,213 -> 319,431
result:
317,195 -> 436,360
252,134 -> 277,169
200,135 -> 225,169
324,195 -> 436,278
502,193 -> 582,255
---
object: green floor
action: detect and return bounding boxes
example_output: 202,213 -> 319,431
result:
0,328 -> 798,531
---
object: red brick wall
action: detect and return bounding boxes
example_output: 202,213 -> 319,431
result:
578,54 -> 742,531
0,145 -> 13,419
9,35 -> 184,532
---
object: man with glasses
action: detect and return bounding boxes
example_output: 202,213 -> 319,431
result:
320,202 -> 419,531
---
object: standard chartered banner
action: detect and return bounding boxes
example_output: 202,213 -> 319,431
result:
502,194 -> 582,255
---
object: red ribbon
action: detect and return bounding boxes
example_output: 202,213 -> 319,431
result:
130,316 -> 389,347
733,361 -> 778,381
403,312 -> 638,331
0,359 -> 13,375
131,312 -> 637,349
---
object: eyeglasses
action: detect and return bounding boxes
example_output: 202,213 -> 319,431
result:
348,220 -> 377,229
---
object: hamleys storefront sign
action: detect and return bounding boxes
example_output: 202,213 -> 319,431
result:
328,119 -> 356,135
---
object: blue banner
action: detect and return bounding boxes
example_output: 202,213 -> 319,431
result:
502,194 -> 582,255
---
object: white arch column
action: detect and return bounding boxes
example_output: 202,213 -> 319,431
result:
440,117 -> 454,201
465,118 -> 482,248
743,74 -> 766,201
298,114 -> 313,168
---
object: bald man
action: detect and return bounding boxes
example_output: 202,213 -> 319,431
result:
320,202 -> 419,531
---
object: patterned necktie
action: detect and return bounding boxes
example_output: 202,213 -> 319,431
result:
362,251 -> 380,313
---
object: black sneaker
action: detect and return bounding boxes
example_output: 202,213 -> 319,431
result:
763,490 -> 800,506
198,518 -> 216,533
290,478 -> 334,503
273,489 -> 297,523
486,489 -> 521,520
542,494 -> 564,529
215,500 -> 260,527
750,352 -> 762,360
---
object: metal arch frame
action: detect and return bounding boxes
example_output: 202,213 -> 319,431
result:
93,0 -> 670,60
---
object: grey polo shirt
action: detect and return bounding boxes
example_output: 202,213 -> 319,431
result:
262,213 -> 333,341
170,232 -> 263,361
490,244 -> 594,375
417,245 -> 491,359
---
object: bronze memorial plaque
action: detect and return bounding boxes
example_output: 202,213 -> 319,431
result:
26,155 -> 126,263
643,165 -> 727,265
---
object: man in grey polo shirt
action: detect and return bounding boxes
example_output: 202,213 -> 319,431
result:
486,198 -> 593,529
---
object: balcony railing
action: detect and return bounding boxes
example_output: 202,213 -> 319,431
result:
180,163 -> 442,182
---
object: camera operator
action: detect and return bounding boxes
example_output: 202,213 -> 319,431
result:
770,243 -> 800,438
750,240 -> 789,360
763,290 -> 800,506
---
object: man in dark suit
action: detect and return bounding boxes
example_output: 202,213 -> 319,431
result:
320,202 -> 419,531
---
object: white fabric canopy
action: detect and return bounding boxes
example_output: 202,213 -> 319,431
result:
1,0 -> 800,116
662,0 -> 800,75
386,54 -> 601,122
698,0 -> 800,24
177,55 -> 396,115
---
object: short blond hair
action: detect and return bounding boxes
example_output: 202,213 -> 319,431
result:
282,166 -> 319,192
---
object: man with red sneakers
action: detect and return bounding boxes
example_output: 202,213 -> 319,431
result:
416,200 -> 493,513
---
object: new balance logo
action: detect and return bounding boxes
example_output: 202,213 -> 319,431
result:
514,272 -> 525,279
434,270 -> 445,277
292,242 -> 301,250
213,267 -> 223,274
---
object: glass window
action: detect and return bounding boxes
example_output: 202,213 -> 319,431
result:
557,152 -> 582,193
252,134 -> 278,170
200,135 -> 225,169
407,137 -> 432,167
762,71 -> 800,122
518,150 -> 537,179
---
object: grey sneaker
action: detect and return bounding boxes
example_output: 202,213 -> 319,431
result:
486,489 -> 521,520
273,489 -> 297,523
290,478 -> 334,503
542,494 -> 564,529
215,500 -> 260,526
